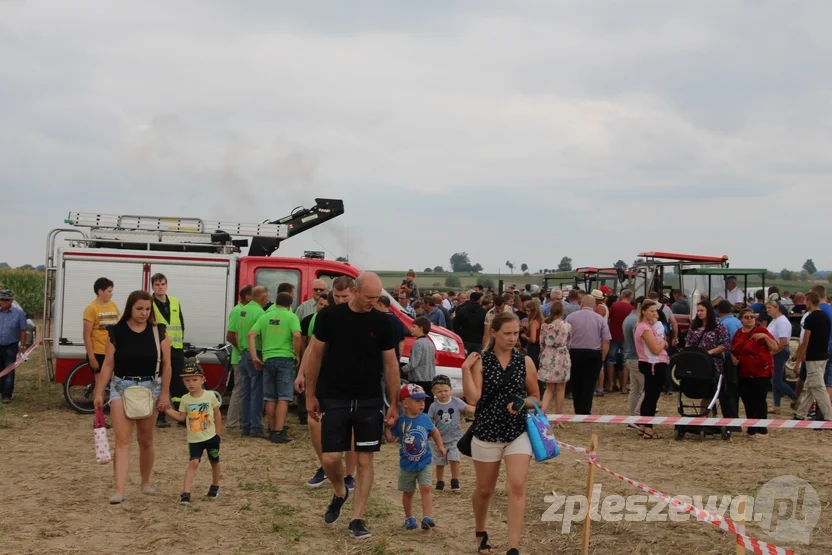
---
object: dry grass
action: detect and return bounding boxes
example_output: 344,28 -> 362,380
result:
1,350 -> 830,554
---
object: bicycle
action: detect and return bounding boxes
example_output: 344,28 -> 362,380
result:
181,343 -> 233,405
64,360 -> 110,414
63,343 -> 232,414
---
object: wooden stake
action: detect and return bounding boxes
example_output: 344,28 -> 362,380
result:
735,495 -> 747,555
581,434 -> 599,555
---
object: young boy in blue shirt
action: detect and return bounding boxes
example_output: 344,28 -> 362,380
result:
385,384 -> 446,531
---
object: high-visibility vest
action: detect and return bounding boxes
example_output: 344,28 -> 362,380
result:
153,296 -> 183,349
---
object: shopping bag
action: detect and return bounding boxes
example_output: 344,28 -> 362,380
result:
94,408 -> 111,464
524,400 -> 559,462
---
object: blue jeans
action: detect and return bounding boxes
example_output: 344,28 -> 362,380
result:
771,349 -> 796,407
0,342 -> 19,399
263,357 -> 295,402
239,351 -> 264,434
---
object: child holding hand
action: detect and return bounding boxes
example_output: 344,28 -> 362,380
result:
385,384 -> 446,531
428,375 -> 475,492
165,362 -> 222,504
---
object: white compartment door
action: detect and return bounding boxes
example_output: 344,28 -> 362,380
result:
148,262 -> 232,349
60,260 -> 145,344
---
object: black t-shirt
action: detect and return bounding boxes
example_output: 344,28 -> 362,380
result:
301,313 -> 315,337
313,303 -> 396,400
804,310 -> 831,361
385,312 -> 407,363
108,321 -> 167,378
792,304 -> 807,314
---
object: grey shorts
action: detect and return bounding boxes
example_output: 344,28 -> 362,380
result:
398,466 -> 432,492
432,439 -> 460,465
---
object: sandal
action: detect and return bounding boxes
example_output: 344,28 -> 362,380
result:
476,531 -> 493,554
642,429 -> 660,440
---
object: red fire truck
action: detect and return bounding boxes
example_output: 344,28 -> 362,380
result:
43,199 -> 466,412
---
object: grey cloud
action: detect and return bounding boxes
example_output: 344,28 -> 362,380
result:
1,1 -> 832,272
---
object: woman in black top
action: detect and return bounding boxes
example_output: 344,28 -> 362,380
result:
462,311 -> 540,555
94,290 -> 172,504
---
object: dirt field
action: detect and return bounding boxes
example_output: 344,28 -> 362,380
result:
1,352 -> 830,555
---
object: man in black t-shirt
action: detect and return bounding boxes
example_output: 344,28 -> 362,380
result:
793,291 -> 832,420
303,272 -> 399,540
296,280 -> 357,489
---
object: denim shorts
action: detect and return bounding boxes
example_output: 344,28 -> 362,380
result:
110,376 -> 162,402
606,341 -> 624,365
825,358 -> 832,387
263,357 -> 295,402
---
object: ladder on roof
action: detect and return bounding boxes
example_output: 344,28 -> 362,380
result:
65,212 -> 289,238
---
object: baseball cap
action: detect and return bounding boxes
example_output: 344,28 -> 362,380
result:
431,375 -> 451,388
399,383 -> 429,401
181,360 -> 204,377
0,290 -> 13,300
599,285 -> 613,295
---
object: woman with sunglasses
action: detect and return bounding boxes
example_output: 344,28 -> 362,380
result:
731,308 -> 777,438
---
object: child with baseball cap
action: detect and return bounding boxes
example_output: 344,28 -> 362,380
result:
164,361 -> 222,504
384,384 -> 447,531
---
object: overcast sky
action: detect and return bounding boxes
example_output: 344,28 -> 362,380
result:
2,1 -> 831,274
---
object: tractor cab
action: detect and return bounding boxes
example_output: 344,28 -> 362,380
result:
574,267 -> 636,295
679,267 -> 768,310
541,271 -> 580,292
633,252 -> 730,337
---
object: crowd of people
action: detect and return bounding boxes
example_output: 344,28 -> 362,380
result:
6,268 -> 829,554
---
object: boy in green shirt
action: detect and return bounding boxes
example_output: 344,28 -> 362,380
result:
165,364 -> 222,504
251,292 -> 302,444
230,285 -> 269,438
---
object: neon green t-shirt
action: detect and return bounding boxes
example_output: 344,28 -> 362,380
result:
178,391 -> 220,443
227,302 -> 244,364
250,307 -> 301,361
237,301 -> 265,352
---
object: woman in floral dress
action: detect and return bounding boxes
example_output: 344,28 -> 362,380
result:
538,300 -> 572,418
686,301 -> 731,415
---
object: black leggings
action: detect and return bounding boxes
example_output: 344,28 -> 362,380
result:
738,377 -> 769,435
639,361 -> 668,428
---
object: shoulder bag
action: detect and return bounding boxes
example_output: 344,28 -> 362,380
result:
121,325 -> 161,420
458,352 -> 517,457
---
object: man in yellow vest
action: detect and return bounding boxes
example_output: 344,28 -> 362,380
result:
151,273 -> 185,428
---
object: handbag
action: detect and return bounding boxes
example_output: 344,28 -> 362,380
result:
120,325 -> 161,420
458,353 -> 516,457
93,408 -> 111,464
524,399 -> 560,462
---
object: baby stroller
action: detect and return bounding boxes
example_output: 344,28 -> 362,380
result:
670,347 -> 730,441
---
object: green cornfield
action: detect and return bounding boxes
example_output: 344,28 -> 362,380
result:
0,269 -> 44,316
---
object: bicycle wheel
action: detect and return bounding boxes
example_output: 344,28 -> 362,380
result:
64,361 -> 106,414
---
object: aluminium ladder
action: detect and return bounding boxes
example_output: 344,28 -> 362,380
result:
65,212 -> 289,239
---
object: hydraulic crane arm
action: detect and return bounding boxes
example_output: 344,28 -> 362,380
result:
247,198 -> 345,257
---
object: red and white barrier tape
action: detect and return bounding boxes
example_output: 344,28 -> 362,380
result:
548,413 -> 831,429
556,440 -> 591,455
0,340 -> 42,380
577,455 -> 795,555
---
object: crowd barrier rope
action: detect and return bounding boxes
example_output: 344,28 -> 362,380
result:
551,435 -> 798,555
547,413 -> 831,429
0,339 -> 42,380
